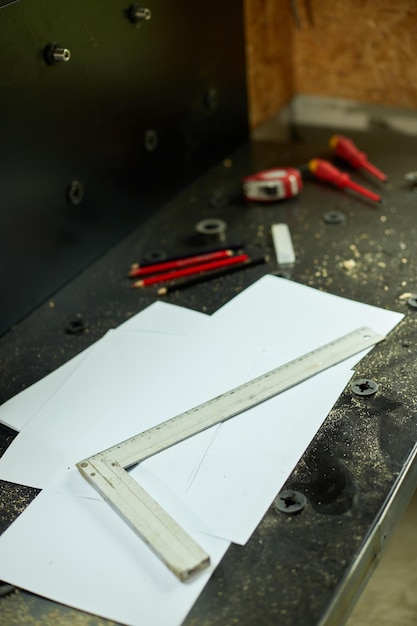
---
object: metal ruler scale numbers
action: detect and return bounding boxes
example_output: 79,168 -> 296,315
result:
77,326 -> 384,581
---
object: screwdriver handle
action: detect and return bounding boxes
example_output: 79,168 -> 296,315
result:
330,135 -> 387,182
308,159 -> 381,203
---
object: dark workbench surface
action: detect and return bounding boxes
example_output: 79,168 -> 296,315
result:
1,128 -> 417,625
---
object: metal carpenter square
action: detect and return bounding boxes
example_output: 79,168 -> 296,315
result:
78,457 -> 209,581
77,325 -> 384,581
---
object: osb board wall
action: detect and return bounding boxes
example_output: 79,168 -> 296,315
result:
244,0 -> 417,129
244,0 -> 294,129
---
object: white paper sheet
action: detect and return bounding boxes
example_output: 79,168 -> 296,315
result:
132,363 -> 354,543
0,490 -> 229,626
0,350 -> 87,432
209,275 -> 403,366
0,278 -> 403,542
0,301 -> 208,433
119,300 -> 208,335
0,329 -> 260,491
0,277 -> 404,626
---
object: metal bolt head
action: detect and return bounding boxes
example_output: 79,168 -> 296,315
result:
351,378 -> 378,396
52,47 -> 71,63
129,4 -> 152,23
274,489 -> 306,514
44,42 -> 71,65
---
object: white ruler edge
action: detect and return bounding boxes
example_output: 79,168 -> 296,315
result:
77,326 -> 385,581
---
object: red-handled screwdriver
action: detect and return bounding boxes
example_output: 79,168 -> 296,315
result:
330,135 -> 387,182
308,159 -> 382,203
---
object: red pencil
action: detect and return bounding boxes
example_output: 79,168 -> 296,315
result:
132,254 -> 249,288
128,249 -> 233,278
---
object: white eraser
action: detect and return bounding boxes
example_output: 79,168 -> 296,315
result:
271,223 -> 295,265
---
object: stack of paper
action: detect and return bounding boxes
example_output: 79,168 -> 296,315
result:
0,276 -> 403,626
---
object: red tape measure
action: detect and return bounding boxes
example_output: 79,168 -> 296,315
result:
242,167 -> 302,202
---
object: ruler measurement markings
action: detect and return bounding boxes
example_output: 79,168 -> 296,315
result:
93,326 -> 382,468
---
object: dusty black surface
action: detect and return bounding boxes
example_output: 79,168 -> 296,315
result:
1,128 -> 417,625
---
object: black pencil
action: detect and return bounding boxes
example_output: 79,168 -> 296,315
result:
157,255 -> 270,296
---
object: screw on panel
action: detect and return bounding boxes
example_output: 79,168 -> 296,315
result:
66,316 -> 87,335
143,250 -> 168,263
144,129 -> 158,152
195,218 -> 227,242
128,4 -> 152,23
205,87 -> 220,111
407,295 -> 417,310
351,378 -> 379,396
44,43 -> 71,65
404,171 -> 417,189
323,210 -> 346,225
274,490 -> 306,514
66,180 -> 85,206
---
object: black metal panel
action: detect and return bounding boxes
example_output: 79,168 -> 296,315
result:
0,0 -> 248,335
